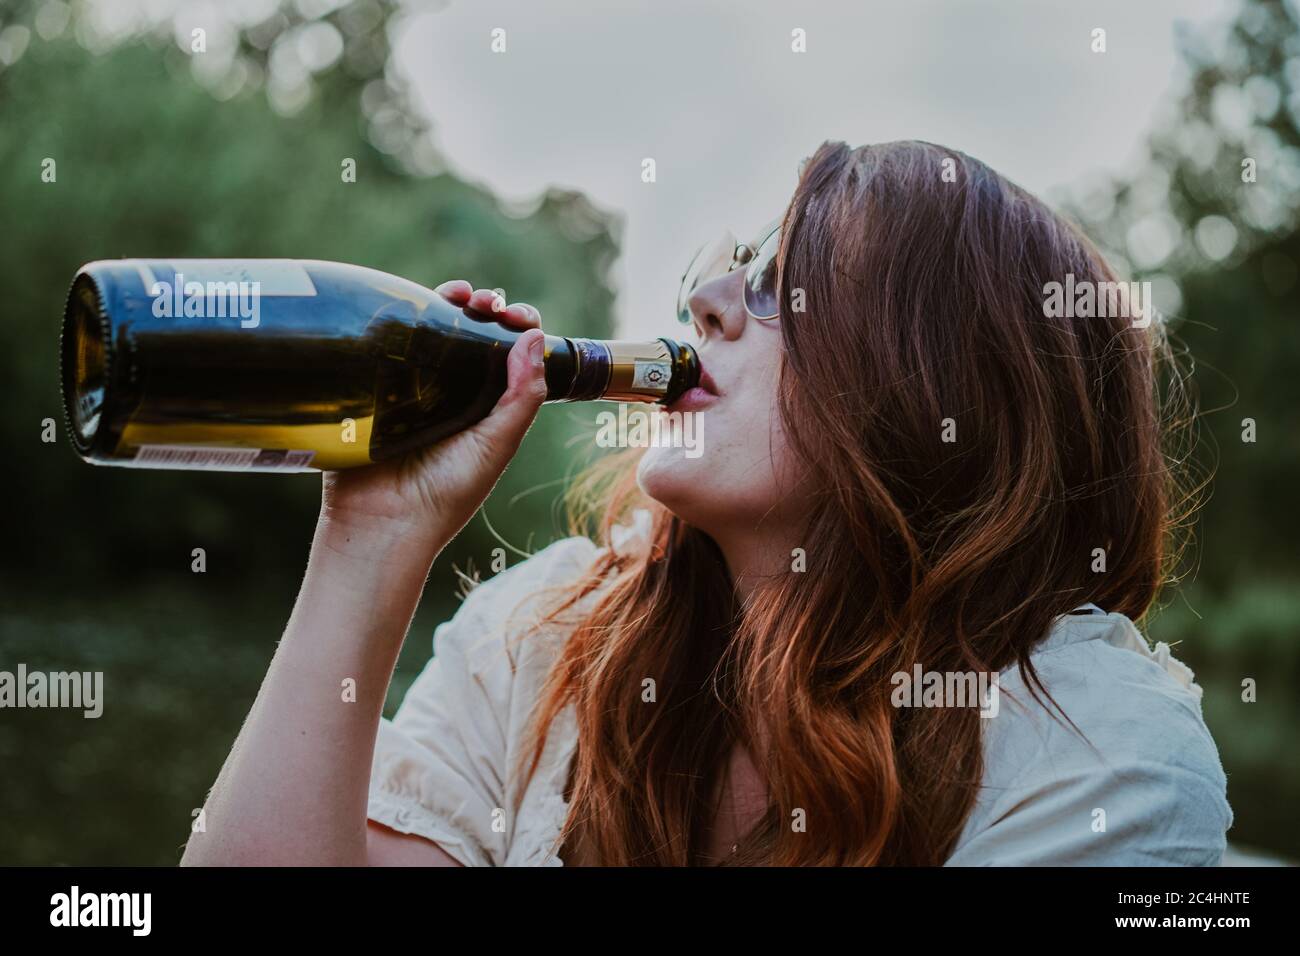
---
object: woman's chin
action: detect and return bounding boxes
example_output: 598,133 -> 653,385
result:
635,445 -> 699,510
635,448 -> 756,533
637,447 -> 733,528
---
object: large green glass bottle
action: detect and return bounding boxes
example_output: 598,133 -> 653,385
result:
61,259 -> 699,472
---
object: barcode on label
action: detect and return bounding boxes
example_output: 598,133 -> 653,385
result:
632,361 -> 671,391
131,445 -> 316,471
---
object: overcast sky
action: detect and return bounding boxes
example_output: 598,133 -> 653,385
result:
392,0 -> 1234,338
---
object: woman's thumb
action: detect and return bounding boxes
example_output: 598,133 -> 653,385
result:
469,328 -> 548,464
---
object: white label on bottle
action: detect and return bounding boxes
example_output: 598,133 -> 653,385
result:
137,260 -> 317,297
632,361 -> 671,391
130,445 -> 316,471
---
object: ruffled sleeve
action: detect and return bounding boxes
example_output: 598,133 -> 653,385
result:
367,536 -> 599,866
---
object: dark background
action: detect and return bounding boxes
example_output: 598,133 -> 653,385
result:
0,0 -> 1296,864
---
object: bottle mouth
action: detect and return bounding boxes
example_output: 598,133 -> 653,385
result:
61,274 -> 111,454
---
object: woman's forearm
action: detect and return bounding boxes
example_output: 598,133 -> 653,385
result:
181,513 -> 446,866
181,307 -> 546,866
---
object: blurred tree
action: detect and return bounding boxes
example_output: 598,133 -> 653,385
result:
0,1 -> 621,602
1066,0 -> 1300,585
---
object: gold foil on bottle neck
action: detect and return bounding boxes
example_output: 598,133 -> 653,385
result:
601,339 -> 675,403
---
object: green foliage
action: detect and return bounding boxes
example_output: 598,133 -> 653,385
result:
0,27 -> 618,863
1171,235 -> 1300,583
1,36 -> 618,597
1149,581 -> 1300,859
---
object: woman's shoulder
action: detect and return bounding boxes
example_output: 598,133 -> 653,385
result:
447,509 -> 653,674
461,534 -> 602,618
949,611 -> 1233,865
444,534 -> 604,680
1000,612 -> 1223,777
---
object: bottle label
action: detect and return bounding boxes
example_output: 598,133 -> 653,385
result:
129,445 -> 317,472
136,260 -> 317,297
632,361 -> 671,392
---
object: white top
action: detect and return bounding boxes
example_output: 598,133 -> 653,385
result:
368,524 -> 1232,866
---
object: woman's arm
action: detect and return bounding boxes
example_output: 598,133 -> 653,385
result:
181,513 -> 450,866
181,283 -> 548,866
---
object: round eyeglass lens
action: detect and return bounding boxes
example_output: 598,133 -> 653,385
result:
743,228 -> 781,320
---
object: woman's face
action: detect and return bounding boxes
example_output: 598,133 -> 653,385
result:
637,261 -> 806,540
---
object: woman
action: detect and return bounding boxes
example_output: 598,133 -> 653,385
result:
181,140 -> 1231,867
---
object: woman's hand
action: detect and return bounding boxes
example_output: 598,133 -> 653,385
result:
320,281 -> 548,557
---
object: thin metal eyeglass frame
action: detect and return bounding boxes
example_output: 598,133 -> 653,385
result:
676,221 -> 781,324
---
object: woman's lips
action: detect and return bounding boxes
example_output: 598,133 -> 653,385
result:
665,367 -> 721,413
666,386 -> 717,413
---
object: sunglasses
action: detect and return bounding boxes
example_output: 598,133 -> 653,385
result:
676,220 -> 782,325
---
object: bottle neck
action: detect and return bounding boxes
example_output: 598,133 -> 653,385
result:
542,335 -> 699,405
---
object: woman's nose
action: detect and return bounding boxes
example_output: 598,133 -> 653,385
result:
685,268 -> 748,342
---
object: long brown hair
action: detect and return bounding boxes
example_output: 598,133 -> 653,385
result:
518,140 -> 1194,865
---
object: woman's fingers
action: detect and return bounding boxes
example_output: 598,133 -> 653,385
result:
433,279 -> 472,305
465,288 -> 542,330
502,301 -> 541,328
435,281 -> 541,331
